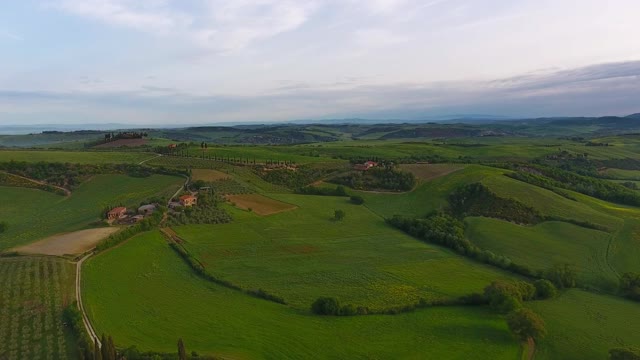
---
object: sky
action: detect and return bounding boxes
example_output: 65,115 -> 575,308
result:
1,0 -> 640,125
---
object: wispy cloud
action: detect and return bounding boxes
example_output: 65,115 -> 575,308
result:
53,0 -> 318,52
0,29 -> 22,41
3,61 -> 640,124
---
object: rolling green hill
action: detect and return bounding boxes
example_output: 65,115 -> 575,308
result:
175,194 -> 517,310
83,231 -> 520,359
465,217 -> 616,289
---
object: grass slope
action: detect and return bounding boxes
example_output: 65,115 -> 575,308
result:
0,150 -> 155,164
359,165 -> 505,218
530,289 -> 640,360
465,217 -> 617,289
83,231 -> 520,359
175,194 -> 517,310
0,174 -> 182,250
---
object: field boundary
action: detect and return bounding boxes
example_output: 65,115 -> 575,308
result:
76,253 -> 101,348
0,170 -> 71,196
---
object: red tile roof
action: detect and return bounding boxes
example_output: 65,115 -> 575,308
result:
108,207 -> 126,214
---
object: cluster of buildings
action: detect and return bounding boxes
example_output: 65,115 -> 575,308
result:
169,194 -> 198,210
106,203 -> 158,224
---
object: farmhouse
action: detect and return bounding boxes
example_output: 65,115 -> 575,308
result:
107,207 -> 127,220
354,161 -> 378,171
138,204 -> 156,215
179,194 -> 198,207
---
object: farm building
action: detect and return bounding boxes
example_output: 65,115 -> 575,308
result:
354,161 -> 378,171
179,195 -> 198,207
138,204 -> 157,215
168,201 -> 182,209
107,207 -> 127,220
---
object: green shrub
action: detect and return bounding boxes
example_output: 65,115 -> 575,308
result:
609,347 -> 640,360
534,279 -> 558,299
506,308 -> 547,342
350,195 -> 364,205
620,273 -> 640,301
311,297 -> 341,315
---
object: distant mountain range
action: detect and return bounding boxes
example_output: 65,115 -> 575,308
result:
0,114 -> 638,135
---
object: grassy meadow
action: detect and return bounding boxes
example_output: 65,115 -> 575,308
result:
0,174 -> 183,250
0,150 -> 155,164
465,218 -> 617,288
83,231 -> 521,359
0,256 -> 77,359
175,194 -> 517,310
529,289 -> 640,360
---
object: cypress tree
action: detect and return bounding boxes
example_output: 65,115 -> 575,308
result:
108,336 -> 116,360
101,334 -> 109,360
178,338 -> 187,360
94,338 -> 102,360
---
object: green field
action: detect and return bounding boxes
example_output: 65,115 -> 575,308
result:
482,175 -> 622,230
175,194 -> 517,310
0,174 -> 183,250
530,289 -> 640,360
465,217 -> 617,289
0,150 -> 155,164
83,231 -> 520,359
0,256 -> 77,359
357,165 -> 505,218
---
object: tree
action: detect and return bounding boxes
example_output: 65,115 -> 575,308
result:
101,334 -> 110,360
107,336 -> 116,360
178,338 -> 187,360
610,347 -> 640,360
484,280 -> 535,313
94,338 -> 102,360
334,209 -> 346,221
350,195 -> 364,205
534,279 -> 558,299
545,263 -> 577,289
506,308 -> 547,342
620,272 -> 640,301
311,297 -> 341,315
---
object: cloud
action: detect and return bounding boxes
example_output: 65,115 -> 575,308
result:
2,60 -> 640,124
53,0 -> 317,52
0,29 -> 22,41
55,0 -> 183,33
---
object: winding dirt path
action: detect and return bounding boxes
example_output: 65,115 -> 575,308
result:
76,253 -> 101,347
138,153 -> 162,165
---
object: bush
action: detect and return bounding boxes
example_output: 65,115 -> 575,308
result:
0,221 -> 7,234
350,195 -> 364,205
483,280 -> 535,313
620,272 -> 640,301
311,297 -> 341,315
534,279 -> 558,299
334,209 -> 345,221
610,347 -> 640,360
506,308 -> 547,342
544,263 -> 577,289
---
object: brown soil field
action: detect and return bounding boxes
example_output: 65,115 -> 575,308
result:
400,163 -> 464,181
13,227 -> 120,256
191,169 -> 231,182
94,139 -> 148,148
226,194 -> 297,216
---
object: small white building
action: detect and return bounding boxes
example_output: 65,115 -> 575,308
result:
138,204 -> 157,215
